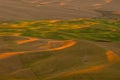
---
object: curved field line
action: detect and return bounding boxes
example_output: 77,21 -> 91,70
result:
44,64 -> 108,80
16,37 -> 39,44
62,64 -> 108,76
44,50 -> 120,80
0,36 -> 76,59
48,40 -> 76,51
0,52 -> 24,59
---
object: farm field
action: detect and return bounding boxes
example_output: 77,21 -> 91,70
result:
0,0 -> 120,80
0,18 -> 120,80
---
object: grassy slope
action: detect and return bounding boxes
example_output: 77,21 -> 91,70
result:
0,18 -> 120,41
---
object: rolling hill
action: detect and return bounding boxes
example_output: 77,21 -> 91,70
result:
0,0 -> 120,80
0,18 -> 120,80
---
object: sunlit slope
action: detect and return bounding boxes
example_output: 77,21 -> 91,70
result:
0,36 -> 119,80
0,18 -> 120,41
0,38 -> 109,80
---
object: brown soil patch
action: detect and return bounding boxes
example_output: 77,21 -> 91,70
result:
105,0 -> 112,3
106,50 -> 120,62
